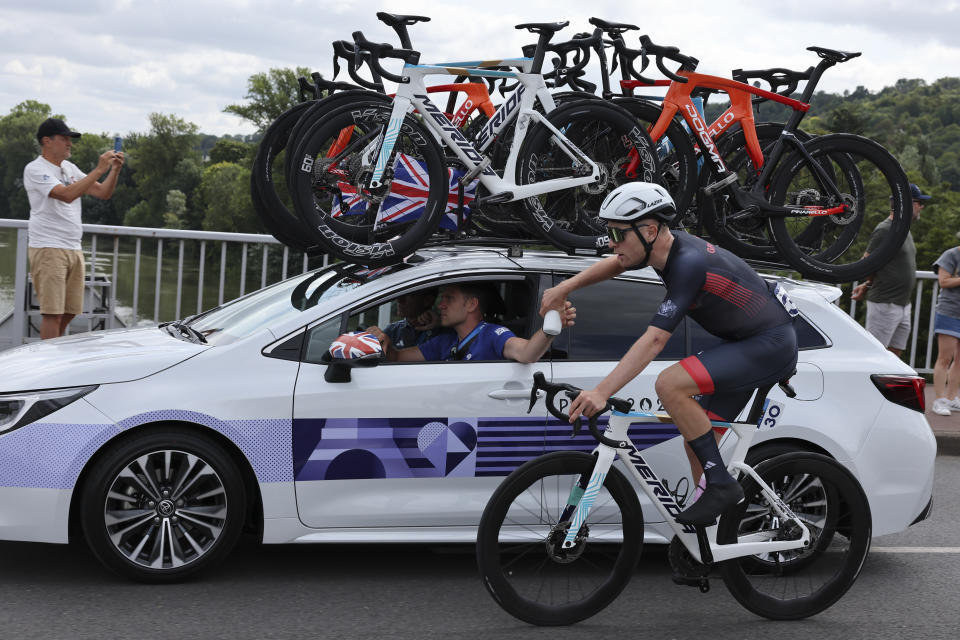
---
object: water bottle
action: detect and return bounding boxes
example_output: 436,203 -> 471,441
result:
113,135 -> 122,152
543,309 -> 562,336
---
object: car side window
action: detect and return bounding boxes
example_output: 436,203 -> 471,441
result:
556,277 -> 685,361
303,316 -> 345,364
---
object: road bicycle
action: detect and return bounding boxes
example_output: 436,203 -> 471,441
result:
619,36 -> 911,283
286,26 -> 659,266
476,371 -> 872,625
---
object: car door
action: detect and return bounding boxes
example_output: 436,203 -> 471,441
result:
291,274 -> 552,529
547,273 -> 692,524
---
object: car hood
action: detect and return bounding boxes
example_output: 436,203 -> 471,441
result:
0,327 -> 209,392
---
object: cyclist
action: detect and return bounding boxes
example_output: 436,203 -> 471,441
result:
370,282 -> 576,363
540,182 -> 798,525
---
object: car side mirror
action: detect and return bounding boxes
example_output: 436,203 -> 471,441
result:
321,350 -> 384,383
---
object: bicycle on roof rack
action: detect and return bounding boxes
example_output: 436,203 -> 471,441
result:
284,25 -> 660,267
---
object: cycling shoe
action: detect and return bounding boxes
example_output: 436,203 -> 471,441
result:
675,481 -> 744,526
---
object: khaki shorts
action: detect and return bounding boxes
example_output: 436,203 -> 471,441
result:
865,301 -> 911,350
28,247 -> 85,316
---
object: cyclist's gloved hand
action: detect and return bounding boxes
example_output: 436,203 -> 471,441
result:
568,388 -> 609,423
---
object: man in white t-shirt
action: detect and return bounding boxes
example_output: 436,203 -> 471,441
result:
23,118 -> 124,339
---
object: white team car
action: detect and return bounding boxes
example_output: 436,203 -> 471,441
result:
0,247 -> 935,582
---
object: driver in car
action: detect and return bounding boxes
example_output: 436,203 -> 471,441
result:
368,282 -> 575,363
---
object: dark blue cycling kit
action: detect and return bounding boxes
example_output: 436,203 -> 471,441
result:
418,322 -> 516,361
652,231 -> 798,421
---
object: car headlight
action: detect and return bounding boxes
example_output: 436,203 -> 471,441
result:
0,386 -> 98,434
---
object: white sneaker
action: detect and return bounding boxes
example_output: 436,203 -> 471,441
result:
932,398 -> 952,416
948,397 -> 960,412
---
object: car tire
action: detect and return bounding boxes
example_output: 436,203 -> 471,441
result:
79,427 -> 246,583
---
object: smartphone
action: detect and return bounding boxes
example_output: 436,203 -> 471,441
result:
114,136 -> 122,152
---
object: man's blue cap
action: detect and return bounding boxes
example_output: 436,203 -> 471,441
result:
910,183 -> 932,201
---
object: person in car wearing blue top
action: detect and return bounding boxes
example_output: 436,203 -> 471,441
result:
539,182 -> 799,527
382,288 -> 440,349
369,282 -> 575,363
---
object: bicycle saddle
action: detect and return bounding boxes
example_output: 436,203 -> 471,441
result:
515,21 -> 569,34
588,17 -> 639,32
376,12 -> 430,27
806,46 -> 861,63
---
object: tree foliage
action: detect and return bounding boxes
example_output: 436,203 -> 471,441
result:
222,66 -> 312,132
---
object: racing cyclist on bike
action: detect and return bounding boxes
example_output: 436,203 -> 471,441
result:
539,182 -> 799,525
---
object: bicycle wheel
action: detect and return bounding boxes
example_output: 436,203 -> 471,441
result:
718,452 -> 872,620
517,101 -> 660,252
476,451 -> 644,626
699,123 -> 813,260
612,98 -> 698,224
251,101 -> 325,251
287,101 -> 447,266
767,133 -> 911,283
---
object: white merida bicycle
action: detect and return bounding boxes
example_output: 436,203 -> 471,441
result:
288,28 -> 659,266
476,371 -> 872,625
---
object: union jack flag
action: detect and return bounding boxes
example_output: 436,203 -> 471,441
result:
329,331 -> 382,360
332,154 -> 478,231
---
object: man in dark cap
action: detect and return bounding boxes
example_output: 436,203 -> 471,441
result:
23,118 -> 124,339
851,183 -> 931,359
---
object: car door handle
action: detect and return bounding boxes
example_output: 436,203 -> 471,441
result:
489,388 -> 542,400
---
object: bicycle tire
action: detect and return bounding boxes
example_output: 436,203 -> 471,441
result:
251,101 -> 326,251
476,451 -> 644,626
718,452 -> 872,620
287,101 -> 447,266
612,97 -> 698,223
698,123 -> 813,260
517,100 -> 660,252
767,133 -> 911,283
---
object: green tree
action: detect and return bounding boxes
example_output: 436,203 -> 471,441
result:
0,100 -> 52,218
199,162 -> 260,233
163,189 -> 187,229
127,113 -> 201,227
209,138 -> 254,165
223,67 -> 312,132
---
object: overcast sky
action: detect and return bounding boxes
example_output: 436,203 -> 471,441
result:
2,0 -> 958,137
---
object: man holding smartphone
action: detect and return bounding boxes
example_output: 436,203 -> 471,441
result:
23,118 -> 125,339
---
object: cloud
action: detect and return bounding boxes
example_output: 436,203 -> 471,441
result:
1,0 -> 959,135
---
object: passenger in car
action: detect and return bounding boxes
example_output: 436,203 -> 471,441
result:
541,182 -> 798,527
368,282 -> 575,363
382,288 -> 440,349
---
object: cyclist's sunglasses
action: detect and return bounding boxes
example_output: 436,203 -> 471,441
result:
605,223 -> 656,244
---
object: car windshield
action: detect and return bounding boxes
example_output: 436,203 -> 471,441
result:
182,264 -> 393,345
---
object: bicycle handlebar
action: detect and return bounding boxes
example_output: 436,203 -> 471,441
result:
529,372 -> 633,448
351,31 -> 420,85
731,66 -> 814,100
639,34 -> 699,83
332,40 -> 385,92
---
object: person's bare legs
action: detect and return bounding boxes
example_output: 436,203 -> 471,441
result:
40,314 -> 62,339
58,313 -> 75,336
948,337 -> 960,402
934,333 -> 957,399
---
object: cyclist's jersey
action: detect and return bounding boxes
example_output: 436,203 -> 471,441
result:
651,231 -> 792,341
418,322 -> 516,361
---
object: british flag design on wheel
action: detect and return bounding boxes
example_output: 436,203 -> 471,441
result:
333,153 -> 477,230
329,332 -> 383,360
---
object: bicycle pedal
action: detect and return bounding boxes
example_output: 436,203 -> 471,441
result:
703,172 -> 737,196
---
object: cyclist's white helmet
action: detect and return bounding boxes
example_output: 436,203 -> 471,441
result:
599,182 -> 676,225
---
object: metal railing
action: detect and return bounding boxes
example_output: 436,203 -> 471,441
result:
0,218 -> 326,346
0,218 -> 944,372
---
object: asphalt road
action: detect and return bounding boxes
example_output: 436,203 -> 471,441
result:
2,457 -> 959,640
